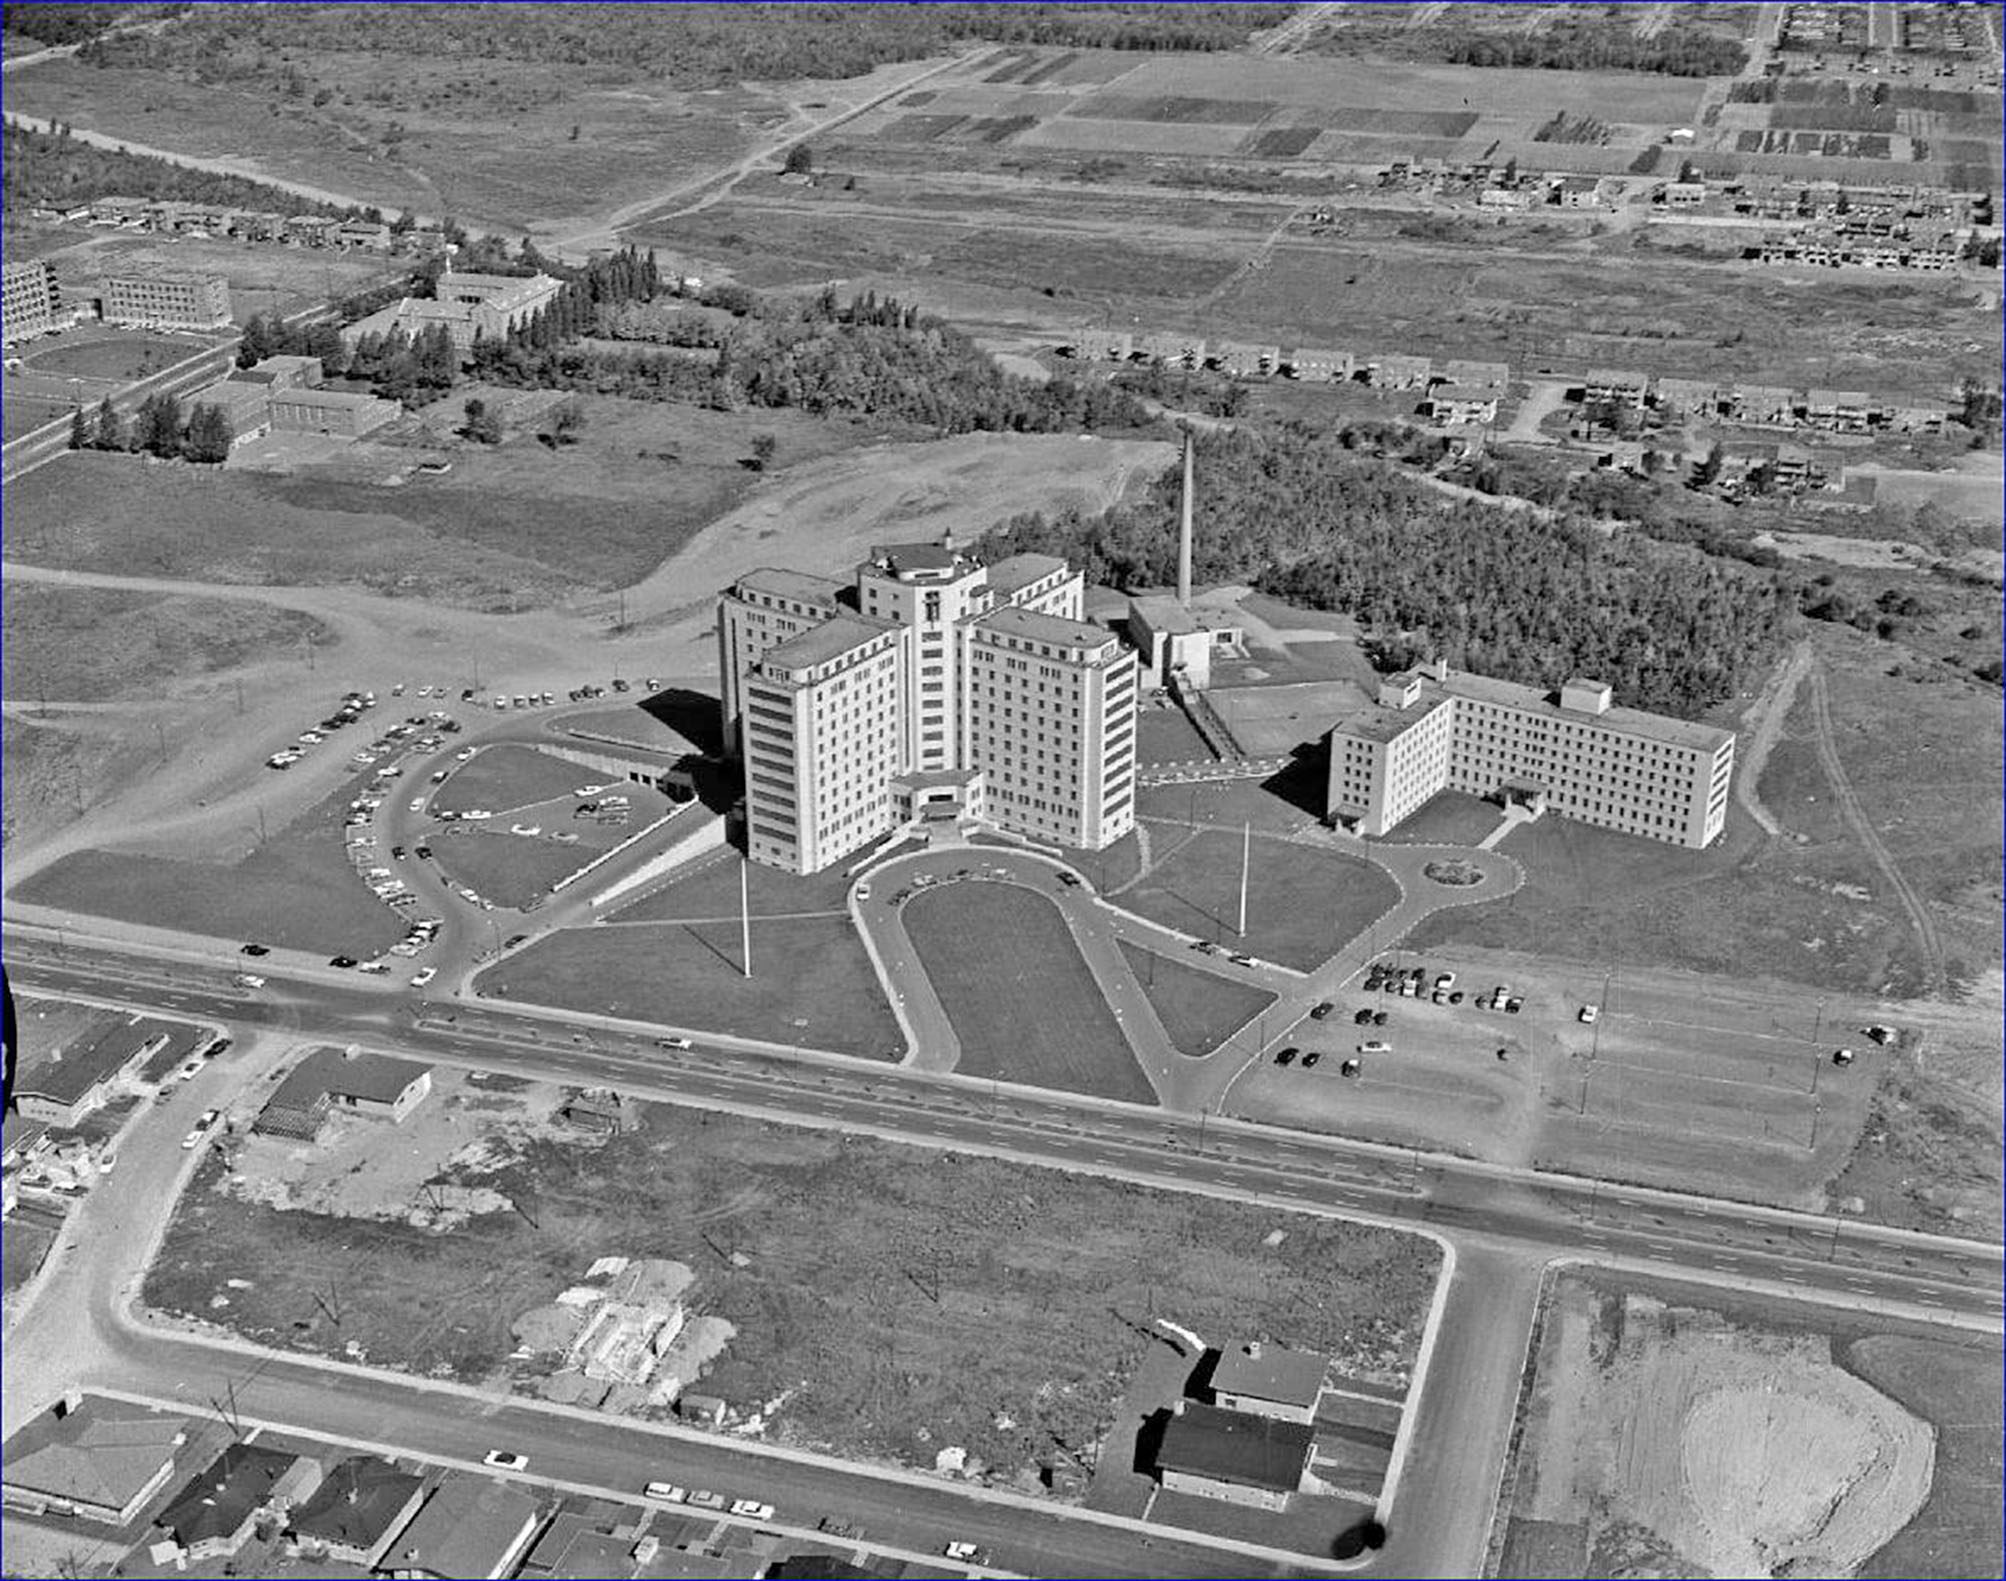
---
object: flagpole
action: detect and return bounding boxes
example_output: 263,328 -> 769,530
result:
740,857 -> 752,978
1236,821 -> 1249,938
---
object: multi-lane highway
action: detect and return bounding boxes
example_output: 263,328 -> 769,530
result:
6,927 -> 2000,1579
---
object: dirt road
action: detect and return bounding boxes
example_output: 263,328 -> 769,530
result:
1733,639 -> 1814,839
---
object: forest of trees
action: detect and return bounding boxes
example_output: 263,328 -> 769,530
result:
978,426 -> 1796,718
471,284 -> 1155,437
69,390 -> 230,462
75,3 -> 1294,88
1312,20 -> 1746,77
1,119 -> 362,216
0,2 -> 160,46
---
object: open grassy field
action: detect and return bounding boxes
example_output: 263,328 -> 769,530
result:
1117,940 -> 1274,1058
611,845 -> 859,922
426,828 -> 600,912
1112,826 -> 1399,971
904,882 -> 1157,1104
38,229 -> 402,323
12,759 -> 408,956
146,1096 -> 1440,1483
480,917 -> 901,1058
2,583 -> 330,704
428,745 -> 590,818
1374,790 -> 1511,848
0,402 -> 873,609
1,393 -> 72,441
20,329 -> 204,383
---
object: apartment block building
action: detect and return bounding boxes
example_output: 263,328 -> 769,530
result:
2,259 -> 63,344
99,271 -> 232,330
718,540 -> 1134,873
1327,662 -> 1734,850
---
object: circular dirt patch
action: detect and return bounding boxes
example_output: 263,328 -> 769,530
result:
1422,859 -> 1483,887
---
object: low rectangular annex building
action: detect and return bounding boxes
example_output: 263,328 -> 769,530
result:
1155,1400 -> 1313,1511
1327,662 -> 1734,848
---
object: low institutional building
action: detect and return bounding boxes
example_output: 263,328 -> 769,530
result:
717,539 -> 1137,873
1326,661 -> 1734,849
343,271 -> 564,354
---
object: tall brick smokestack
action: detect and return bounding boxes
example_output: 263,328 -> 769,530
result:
1178,428 -> 1194,608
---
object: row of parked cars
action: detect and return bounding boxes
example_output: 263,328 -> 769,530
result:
266,690 -> 380,771
1368,962 -> 1523,1014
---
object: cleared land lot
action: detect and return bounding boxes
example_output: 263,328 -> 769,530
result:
1117,940 -> 1274,1058
904,882 -> 1157,1104
1114,826 -> 1399,971
479,917 -> 901,1059
20,329 -> 202,383
2,583 -> 330,704
146,1095 -> 1440,1487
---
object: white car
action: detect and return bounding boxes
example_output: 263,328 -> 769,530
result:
575,784 -> 610,795
410,967 -> 437,987
644,1481 -> 687,1504
482,1450 -> 527,1471
359,961 -> 390,975
180,1129 -> 205,1150
1578,1005 -> 1599,1025
945,1542 -> 982,1562
729,1499 -> 774,1521
409,797 -> 427,813
510,824 -> 541,837
456,746 -> 477,761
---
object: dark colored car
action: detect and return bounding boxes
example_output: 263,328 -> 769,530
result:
1373,1010 -> 1390,1027
1274,1047 -> 1298,1066
1353,1008 -> 1374,1025
1311,1002 -> 1336,1021
240,943 -> 269,956
1301,1049 -> 1323,1069
328,955 -> 358,969
1340,1057 -> 1362,1078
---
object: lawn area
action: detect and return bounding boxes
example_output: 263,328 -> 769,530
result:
2,583 -> 330,704
145,1101 -> 1440,1484
904,883 -> 1156,1104
21,331 -> 194,383
429,745 -> 595,818
1,1216 -> 56,1294
12,780 -> 406,957
1,394 -> 70,441
1114,827 -> 1400,971
426,829 -> 599,911
611,845 -> 859,922
1118,940 -> 1274,1057
479,916 -> 901,1058
1374,790 -> 1509,848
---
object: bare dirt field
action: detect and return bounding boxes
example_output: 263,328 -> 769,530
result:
1495,1270 -> 1947,1580
147,1087 -> 1441,1495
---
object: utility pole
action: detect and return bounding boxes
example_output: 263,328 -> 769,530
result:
234,676 -> 244,714
154,720 -> 168,762
739,856 -> 752,978
1236,820 -> 1250,938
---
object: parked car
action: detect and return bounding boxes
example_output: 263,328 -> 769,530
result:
1832,1047 -> 1856,1066
202,1037 -> 231,1060
729,1499 -> 775,1521
328,955 -> 358,970
1578,1005 -> 1598,1024
945,1543 -> 982,1563
1301,1049 -> 1323,1069
483,1450 -> 527,1471
1353,1008 -> 1374,1025
240,943 -> 269,956
1359,1040 -> 1390,1054
1340,1057 -> 1362,1078
686,1490 -> 725,1511
1274,1047 -> 1297,1066
1311,1002 -> 1336,1021
644,1481 -> 687,1503
411,967 -> 437,987
1505,997 -> 1524,1014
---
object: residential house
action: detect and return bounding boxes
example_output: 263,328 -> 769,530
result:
1728,383 -> 1798,425
285,215 -> 344,248
378,1473 -> 541,1580
337,220 -> 393,250
515,1499 -> 651,1581
1154,1400 -> 1313,1511
87,195 -> 150,225
1662,179 -> 1707,206
1651,376 -> 1722,420
1283,346 -> 1351,382
1207,340 -> 1279,378
154,1444 -> 321,1562
1555,175 -> 1603,208
1366,353 -> 1432,390
1799,389 -> 1874,432
287,1456 -> 427,1570
1581,368 -> 1651,409
253,1047 -> 433,1142
231,210 -> 285,242
1,1394 -> 189,1525
1210,1340 -> 1330,1424
183,375 -> 276,447
1067,327 -> 1132,361
1886,402 -> 1952,435
1477,185 -> 1530,209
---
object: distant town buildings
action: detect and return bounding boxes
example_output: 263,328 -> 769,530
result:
342,272 -> 565,353
99,271 -> 232,330
717,540 -> 1137,873
1327,662 -> 1735,850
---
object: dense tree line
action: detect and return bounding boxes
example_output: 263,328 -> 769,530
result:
978,426 -> 1794,717
69,391 -> 230,462
1312,21 -> 1745,77
76,3 -> 1293,89
1,3 -> 151,46
471,286 -> 1155,437
1,119 -> 356,216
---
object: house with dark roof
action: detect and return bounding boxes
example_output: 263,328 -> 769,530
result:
12,1020 -> 172,1125
154,1442 -> 321,1560
1154,1400 -> 1313,1511
286,1455 -> 427,1568
1,1393 -> 189,1525
516,1498 -> 651,1580
1210,1340 -> 1330,1424
378,1472 -> 540,1580
254,1046 -> 432,1142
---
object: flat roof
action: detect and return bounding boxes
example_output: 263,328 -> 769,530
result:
985,552 -> 1069,595
1440,669 -> 1733,752
734,567 -> 844,606
1211,1341 -> 1328,1408
1334,698 -> 1445,745
760,613 -> 896,671
1156,1402 -> 1312,1492
974,605 -> 1112,650
869,540 -> 967,575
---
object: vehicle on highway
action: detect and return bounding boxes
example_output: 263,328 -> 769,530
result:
505,934 -> 528,949
729,1499 -> 775,1520
197,1108 -> 221,1131
232,973 -> 266,989
411,967 -> 437,987
409,797 -> 427,813
644,1481 -> 687,1503
1578,1004 -> 1598,1024
483,1450 -> 527,1471
240,942 -> 269,956
1274,1047 -> 1297,1066
686,1490 -> 724,1510
1056,871 -> 1082,887
1229,952 -> 1255,966
945,1542 -> 982,1562
656,1036 -> 693,1050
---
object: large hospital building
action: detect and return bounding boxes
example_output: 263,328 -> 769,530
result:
717,539 -> 1138,873
1326,661 -> 1734,849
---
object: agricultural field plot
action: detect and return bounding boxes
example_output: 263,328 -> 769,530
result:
1112,827 -> 1400,971
1493,1270 -> 1998,1581
479,916 -> 902,1059
904,882 -> 1157,1104
2,583 -> 330,705
148,1093 -> 1439,1489
1116,941 -> 1275,1058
